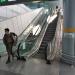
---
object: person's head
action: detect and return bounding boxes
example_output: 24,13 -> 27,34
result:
56,6 -> 58,9
5,28 -> 9,34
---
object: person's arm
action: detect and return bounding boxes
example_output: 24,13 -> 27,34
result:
3,36 -> 7,45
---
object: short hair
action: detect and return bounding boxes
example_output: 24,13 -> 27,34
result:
56,6 -> 58,9
5,28 -> 9,32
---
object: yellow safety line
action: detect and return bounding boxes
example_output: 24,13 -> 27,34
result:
63,28 -> 75,32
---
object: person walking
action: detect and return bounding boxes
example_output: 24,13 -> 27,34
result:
45,42 -> 51,64
3,28 -> 14,64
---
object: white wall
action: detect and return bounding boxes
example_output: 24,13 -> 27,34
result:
0,8 -> 43,39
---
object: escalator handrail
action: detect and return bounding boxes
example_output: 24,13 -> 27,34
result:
21,14 -> 48,57
17,8 -> 45,45
18,8 -> 44,38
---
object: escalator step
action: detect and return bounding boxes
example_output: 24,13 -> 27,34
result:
40,46 -> 45,49
46,30 -> 56,32
38,50 -> 45,54
43,39 -> 51,41
44,35 -> 50,37
42,41 -> 48,43
47,28 -> 56,30
40,43 -> 46,46
44,35 -> 54,38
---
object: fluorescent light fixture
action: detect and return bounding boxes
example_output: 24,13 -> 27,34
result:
33,24 -> 41,36
47,14 -> 57,24
8,0 -> 16,1
32,1 -> 40,3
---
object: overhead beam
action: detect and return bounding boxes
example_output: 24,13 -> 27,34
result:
0,0 -> 58,6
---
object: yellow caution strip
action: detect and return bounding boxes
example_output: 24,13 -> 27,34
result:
63,28 -> 75,32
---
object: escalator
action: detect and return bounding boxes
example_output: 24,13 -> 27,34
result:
0,8 -> 59,63
31,16 -> 58,60
16,12 -> 48,59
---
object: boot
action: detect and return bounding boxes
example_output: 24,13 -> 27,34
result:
6,57 -> 11,64
20,56 -> 26,61
17,56 -> 20,60
46,60 -> 51,64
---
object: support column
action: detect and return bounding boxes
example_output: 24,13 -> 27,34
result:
62,0 -> 75,64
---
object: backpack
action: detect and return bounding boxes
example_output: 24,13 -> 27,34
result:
3,34 -> 14,45
10,32 -> 18,46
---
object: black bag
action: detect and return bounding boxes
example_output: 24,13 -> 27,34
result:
10,32 -> 18,46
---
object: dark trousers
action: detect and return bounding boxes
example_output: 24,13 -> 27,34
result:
45,44 -> 48,61
6,43 -> 14,60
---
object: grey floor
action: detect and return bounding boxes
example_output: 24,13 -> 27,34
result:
0,56 -> 75,75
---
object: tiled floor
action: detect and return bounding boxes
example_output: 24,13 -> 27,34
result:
59,62 -> 75,75
0,70 -> 21,75
0,56 -> 75,75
